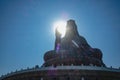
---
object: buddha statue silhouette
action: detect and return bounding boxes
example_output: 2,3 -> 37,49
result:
43,19 -> 105,67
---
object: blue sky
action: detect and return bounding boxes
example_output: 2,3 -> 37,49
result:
0,0 -> 120,76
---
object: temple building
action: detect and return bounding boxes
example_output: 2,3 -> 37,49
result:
0,19 -> 120,80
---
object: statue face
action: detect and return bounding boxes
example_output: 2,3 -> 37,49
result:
65,20 -> 77,37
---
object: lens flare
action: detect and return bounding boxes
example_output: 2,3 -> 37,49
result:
53,20 -> 66,37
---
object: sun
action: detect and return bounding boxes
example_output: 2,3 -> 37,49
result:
53,20 -> 66,37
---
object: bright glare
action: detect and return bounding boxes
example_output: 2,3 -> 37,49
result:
53,20 -> 66,37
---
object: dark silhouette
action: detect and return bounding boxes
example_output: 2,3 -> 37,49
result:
44,19 -> 105,67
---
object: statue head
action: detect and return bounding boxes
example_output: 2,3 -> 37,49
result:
65,20 -> 79,38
